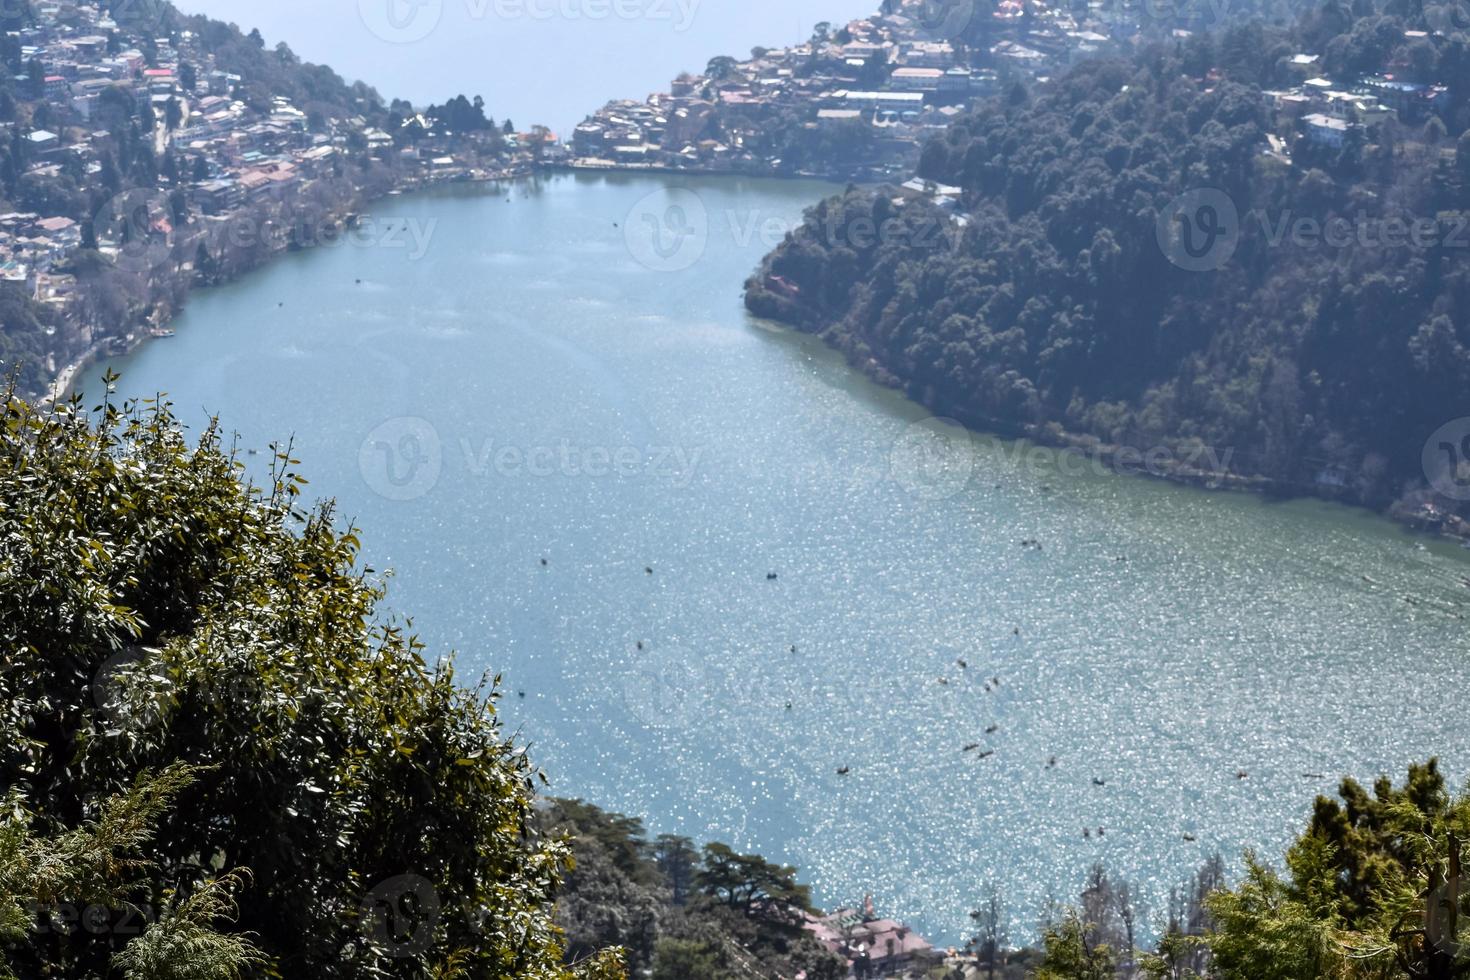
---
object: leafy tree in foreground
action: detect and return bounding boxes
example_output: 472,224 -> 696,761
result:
1034,764 -> 1470,980
1042,762 -> 1470,980
1038,911 -> 1118,980
0,383 -> 622,979
1209,760 -> 1470,980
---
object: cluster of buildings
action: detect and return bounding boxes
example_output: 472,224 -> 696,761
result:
570,0 -> 1459,181
571,1 -> 1003,180
566,0 -> 1246,179
5,2 -> 542,393
1264,46 -> 1450,151
803,897 -> 947,978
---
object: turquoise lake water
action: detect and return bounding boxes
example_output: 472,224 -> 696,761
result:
84,172 -> 1470,944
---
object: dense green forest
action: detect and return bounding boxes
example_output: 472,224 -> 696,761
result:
748,0 -> 1470,520
539,799 -> 845,979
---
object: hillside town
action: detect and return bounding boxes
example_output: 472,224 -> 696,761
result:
570,0 -> 1457,182
0,1 -> 549,401
568,0 -> 1144,179
571,2 -> 997,180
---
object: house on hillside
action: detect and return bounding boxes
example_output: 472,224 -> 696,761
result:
803,898 -> 943,979
1302,112 -> 1351,147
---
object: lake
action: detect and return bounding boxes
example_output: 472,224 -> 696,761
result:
82,172 -> 1470,945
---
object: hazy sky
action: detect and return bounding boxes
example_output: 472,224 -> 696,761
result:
174,0 -> 881,134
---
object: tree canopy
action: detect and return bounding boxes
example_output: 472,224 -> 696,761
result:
0,384 -> 621,979
748,0 -> 1470,520
1038,761 -> 1470,980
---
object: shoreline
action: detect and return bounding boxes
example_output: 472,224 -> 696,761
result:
57,161 -> 1468,551
554,158 -> 901,184
746,295 -> 1470,550
43,340 -> 108,407
43,162 -> 843,404
41,167 -> 536,405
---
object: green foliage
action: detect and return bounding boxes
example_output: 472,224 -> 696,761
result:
539,800 -> 662,971
1037,911 -> 1118,980
650,938 -> 722,980
0,291 -> 60,395
0,389 -> 620,978
110,872 -> 263,980
538,800 -> 844,980
0,766 -> 261,980
698,842 -> 813,916
1139,929 -> 1211,980
1208,761 -> 1470,979
748,4 -> 1470,514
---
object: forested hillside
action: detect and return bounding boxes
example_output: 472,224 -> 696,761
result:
748,0 -> 1470,524
540,800 -> 844,980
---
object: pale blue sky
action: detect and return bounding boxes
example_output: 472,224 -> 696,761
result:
175,0 -> 880,134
